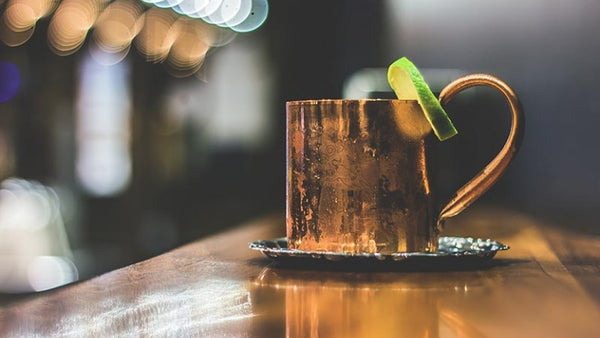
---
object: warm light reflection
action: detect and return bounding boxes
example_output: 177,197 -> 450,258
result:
3,0 -> 56,32
167,19 -> 209,76
4,2 -> 38,32
0,20 -> 35,46
47,0 -> 102,55
251,268 -> 483,338
93,0 -> 144,53
89,41 -> 131,65
0,0 -> 266,76
134,7 -> 178,62
0,0 -> 55,46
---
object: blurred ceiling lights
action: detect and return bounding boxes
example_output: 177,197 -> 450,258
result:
0,0 -> 269,75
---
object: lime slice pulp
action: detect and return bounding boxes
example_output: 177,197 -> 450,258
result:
387,57 -> 458,141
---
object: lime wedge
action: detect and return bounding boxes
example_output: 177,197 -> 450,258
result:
387,57 -> 458,141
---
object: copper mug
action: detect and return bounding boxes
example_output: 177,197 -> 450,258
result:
286,75 -> 524,254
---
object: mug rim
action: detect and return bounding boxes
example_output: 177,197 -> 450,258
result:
286,98 -> 418,106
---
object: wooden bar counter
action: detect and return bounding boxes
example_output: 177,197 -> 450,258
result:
1,207 -> 599,337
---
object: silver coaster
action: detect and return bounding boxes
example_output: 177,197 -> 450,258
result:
249,237 -> 509,270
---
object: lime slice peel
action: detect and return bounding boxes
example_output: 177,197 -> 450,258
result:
387,57 -> 458,141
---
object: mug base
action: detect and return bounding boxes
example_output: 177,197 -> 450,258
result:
249,236 -> 508,271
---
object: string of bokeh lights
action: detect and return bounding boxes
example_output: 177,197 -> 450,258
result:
0,0 -> 269,76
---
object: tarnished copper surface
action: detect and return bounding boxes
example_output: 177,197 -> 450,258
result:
287,100 -> 437,254
286,75 -> 524,254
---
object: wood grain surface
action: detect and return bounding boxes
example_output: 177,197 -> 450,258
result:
1,207 -> 599,337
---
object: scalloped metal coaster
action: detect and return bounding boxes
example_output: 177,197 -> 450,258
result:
249,237 -> 509,270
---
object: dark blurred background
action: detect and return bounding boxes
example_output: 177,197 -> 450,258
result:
0,0 -> 598,292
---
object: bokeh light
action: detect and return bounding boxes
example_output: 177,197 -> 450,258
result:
89,42 -> 131,66
0,61 -> 20,102
203,0 -> 236,25
167,19 -> 210,77
229,0 -> 267,33
193,0 -> 222,18
148,0 -> 267,32
0,178 -> 77,293
0,0 -> 269,76
93,0 -> 145,54
0,0 -> 56,46
0,20 -> 35,46
27,255 -> 78,292
47,0 -> 102,55
134,7 -> 178,63
3,0 -> 57,32
76,54 -> 133,197
172,0 -> 209,17
193,17 -> 236,47
218,0 -> 251,27
152,0 -> 185,10
4,2 -> 39,32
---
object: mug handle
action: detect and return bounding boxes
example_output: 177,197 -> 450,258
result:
437,74 -> 525,224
